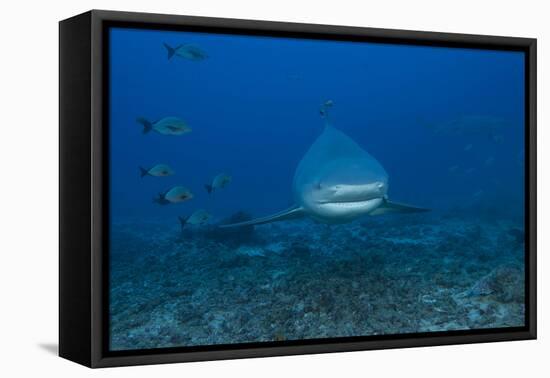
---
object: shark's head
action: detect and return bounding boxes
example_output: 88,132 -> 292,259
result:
296,156 -> 388,223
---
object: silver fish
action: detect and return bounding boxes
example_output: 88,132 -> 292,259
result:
137,117 -> 191,136
205,173 -> 232,194
164,186 -> 193,203
139,164 -> 175,178
320,99 -> 334,118
163,43 -> 208,61
179,210 -> 212,229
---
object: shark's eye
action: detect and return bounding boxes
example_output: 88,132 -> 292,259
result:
315,182 -> 323,190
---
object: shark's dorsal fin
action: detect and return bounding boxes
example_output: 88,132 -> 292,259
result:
370,199 -> 430,216
219,206 -> 305,228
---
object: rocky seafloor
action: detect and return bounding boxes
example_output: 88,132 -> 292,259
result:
109,211 -> 525,351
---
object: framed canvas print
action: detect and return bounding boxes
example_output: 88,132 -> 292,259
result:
59,10 -> 536,368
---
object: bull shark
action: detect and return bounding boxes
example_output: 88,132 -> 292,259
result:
221,107 -> 428,228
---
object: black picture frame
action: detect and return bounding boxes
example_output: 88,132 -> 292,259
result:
59,9 -> 537,368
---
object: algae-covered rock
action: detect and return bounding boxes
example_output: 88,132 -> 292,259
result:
466,265 -> 524,303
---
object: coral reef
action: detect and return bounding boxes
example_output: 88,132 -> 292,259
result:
109,212 -> 525,350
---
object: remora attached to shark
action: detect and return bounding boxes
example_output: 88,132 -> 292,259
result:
221,107 -> 428,228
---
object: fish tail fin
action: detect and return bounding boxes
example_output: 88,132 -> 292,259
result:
153,192 -> 166,205
178,216 -> 188,231
139,167 -> 148,178
163,43 -> 176,60
204,184 -> 213,194
136,117 -> 153,134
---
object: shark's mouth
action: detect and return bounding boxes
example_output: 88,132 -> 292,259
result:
314,181 -> 387,206
317,197 -> 384,211
317,197 -> 384,205
309,197 -> 385,223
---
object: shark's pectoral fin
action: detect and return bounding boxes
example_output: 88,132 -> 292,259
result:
219,206 -> 305,228
370,199 -> 430,216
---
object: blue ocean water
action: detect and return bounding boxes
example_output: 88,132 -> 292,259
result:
108,27 -> 525,351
